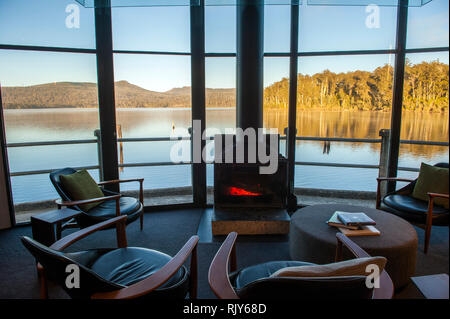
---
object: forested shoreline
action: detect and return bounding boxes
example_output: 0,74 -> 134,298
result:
3,60 -> 448,112
265,60 -> 449,112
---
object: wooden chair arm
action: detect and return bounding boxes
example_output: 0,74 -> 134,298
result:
335,233 -> 370,260
376,177 -> 415,209
425,192 -> 449,225
50,216 -> 128,251
98,178 -> 144,186
91,235 -> 199,299
98,179 -> 144,205
376,177 -> 415,183
335,233 -> 393,299
208,232 -> 239,299
427,192 -> 449,199
55,195 -> 121,207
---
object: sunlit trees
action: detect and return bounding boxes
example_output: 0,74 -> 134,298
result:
264,60 -> 449,112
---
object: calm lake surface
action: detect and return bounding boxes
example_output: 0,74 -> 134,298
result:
4,108 -> 449,204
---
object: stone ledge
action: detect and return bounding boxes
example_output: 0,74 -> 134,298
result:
211,208 -> 290,235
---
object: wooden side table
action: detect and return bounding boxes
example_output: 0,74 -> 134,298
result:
411,274 -> 449,299
31,208 -> 81,246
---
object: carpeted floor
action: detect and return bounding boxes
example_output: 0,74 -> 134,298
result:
0,208 -> 448,299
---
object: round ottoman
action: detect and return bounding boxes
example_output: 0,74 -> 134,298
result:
289,204 -> 418,289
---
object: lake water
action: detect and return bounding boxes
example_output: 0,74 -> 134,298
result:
4,108 -> 449,204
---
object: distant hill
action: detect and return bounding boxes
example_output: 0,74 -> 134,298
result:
1,81 -> 236,109
2,60 -> 448,112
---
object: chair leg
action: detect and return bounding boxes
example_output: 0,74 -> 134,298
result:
37,264 -> 48,299
140,211 -> 144,231
424,199 -> 434,254
424,219 -> 432,254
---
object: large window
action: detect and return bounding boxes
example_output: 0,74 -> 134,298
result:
265,5 -> 290,53
112,6 -> 190,52
397,51 -> 449,180
264,57 -> 290,157
0,50 -> 99,222
205,6 -> 236,53
205,57 -> 236,189
0,1 -> 448,223
298,4 -> 397,52
406,0 -> 449,49
112,52 -> 193,197
294,54 -> 394,191
0,0 -> 96,49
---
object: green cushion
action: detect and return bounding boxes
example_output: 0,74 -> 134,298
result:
59,169 -> 105,211
412,163 -> 449,209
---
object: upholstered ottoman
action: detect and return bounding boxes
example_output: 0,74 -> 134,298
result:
289,204 -> 418,289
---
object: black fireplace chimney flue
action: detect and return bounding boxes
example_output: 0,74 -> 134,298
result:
236,0 -> 264,131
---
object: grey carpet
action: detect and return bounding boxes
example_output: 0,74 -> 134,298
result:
0,208 -> 448,299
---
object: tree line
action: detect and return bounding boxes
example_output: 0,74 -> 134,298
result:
2,60 -> 448,112
264,60 -> 449,112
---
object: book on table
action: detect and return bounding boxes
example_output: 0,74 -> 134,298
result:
326,212 -> 359,230
327,211 -> 380,236
338,225 -> 380,237
336,211 -> 376,226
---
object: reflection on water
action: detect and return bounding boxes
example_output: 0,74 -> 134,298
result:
4,108 -> 449,203
265,108 -> 449,159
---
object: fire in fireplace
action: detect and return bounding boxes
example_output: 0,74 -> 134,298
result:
214,134 -> 287,209
227,187 -> 262,196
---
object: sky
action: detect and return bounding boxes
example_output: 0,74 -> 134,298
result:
0,0 -> 448,91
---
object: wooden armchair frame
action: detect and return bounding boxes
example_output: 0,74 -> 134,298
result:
55,178 -> 145,233
376,177 -> 449,253
38,216 -> 199,299
208,232 -> 394,300
98,178 -> 144,230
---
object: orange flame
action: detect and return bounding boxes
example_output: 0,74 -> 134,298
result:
227,186 -> 262,196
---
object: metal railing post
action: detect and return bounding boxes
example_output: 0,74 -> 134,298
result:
94,129 -> 104,181
378,129 -> 391,198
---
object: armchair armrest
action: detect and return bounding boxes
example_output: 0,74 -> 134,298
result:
56,194 -> 121,217
376,177 -> 415,183
208,232 -> 239,299
55,194 -> 121,208
426,192 -> 449,216
376,177 -> 415,208
98,179 -> 144,205
425,192 -> 449,228
335,233 -> 370,260
335,233 -> 394,299
98,178 -> 144,186
50,215 -> 128,251
91,235 -> 199,299
427,192 -> 449,199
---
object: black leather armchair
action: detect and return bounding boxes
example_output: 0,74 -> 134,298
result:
50,168 -> 144,234
21,216 -> 199,299
208,232 -> 394,299
376,163 -> 449,253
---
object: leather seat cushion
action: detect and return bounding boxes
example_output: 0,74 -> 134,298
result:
383,194 -> 449,216
90,247 -> 185,289
232,260 -> 314,290
86,197 -> 141,219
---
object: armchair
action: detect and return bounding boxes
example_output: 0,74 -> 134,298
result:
50,168 -> 144,235
21,216 -> 199,299
208,232 -> 394,299
376,163 -> 449,253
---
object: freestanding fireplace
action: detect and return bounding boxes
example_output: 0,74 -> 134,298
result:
214,135 -> 287,208
210,0 -> 291,235
211,134 -> 290,235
